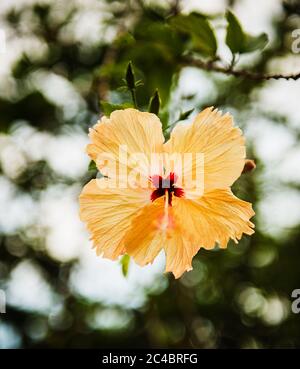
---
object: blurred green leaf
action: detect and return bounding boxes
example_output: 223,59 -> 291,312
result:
245,32 -> 268,52
88,160 -> 97,172
100,101 -> 133,116
135,79 -> 144,88
179,108 -> 194,121
120,254 -> 130,277
170,13 -> 217,57
148,89 -> 161,115
226,10 -> 268,54
225,10 -> 245,54
127,19 -> 183,104
113,32 -> 135,48
163,108 -> 194,135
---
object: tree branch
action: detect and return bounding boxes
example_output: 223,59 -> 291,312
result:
182,56 -> 300,81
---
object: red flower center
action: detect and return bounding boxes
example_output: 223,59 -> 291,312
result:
150,172 -> 184,206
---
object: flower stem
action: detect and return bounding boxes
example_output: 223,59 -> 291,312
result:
130,89 -> 138,108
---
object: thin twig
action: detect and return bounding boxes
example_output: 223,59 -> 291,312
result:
182,56 -> 300,81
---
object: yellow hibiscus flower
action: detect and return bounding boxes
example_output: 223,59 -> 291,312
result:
79,107 -> 255,278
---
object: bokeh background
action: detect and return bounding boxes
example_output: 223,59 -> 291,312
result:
0,0 -> 300,349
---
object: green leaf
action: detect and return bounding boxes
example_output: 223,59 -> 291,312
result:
163,109 -> 194,136
100,101 -> 132,116
225,10 -> 245,54
226,10 -> 268,54
148,89 -> 161,115
88,160 -> 97,172
179,108 -> 194,121
170,13 -> 217,57
244,32 -> 268,52
135,79 -> 144,88
120,254 -> 130,277
125,61 -> 135,90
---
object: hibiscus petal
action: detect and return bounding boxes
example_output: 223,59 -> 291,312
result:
124,197 -> 166,266
164,107 -> 246,191
176,189 -> 255,250
124,196 -> 202,278
87,109 -> 165,184
79,178 -> 152,259
124,189 -> 254,278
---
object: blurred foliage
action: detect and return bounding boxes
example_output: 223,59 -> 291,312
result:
0,0 -> 300,349
169,13 -> 217,57
225,10 -> 268,55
